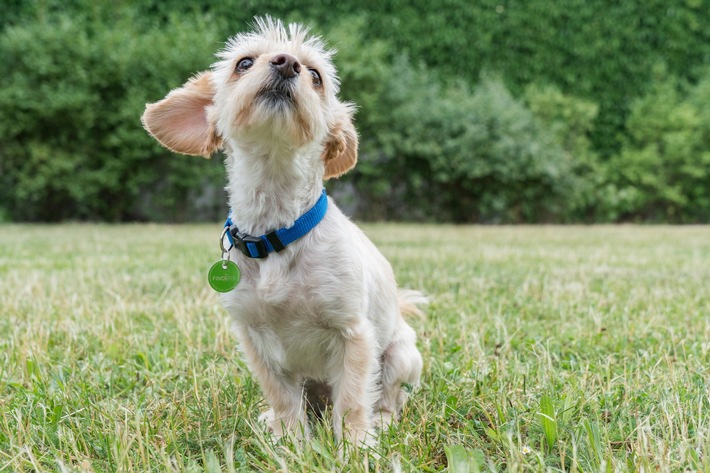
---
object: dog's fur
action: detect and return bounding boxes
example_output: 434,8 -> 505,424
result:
141,17 -> 423,446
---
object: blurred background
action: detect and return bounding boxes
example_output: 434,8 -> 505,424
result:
1,0 -> 709,224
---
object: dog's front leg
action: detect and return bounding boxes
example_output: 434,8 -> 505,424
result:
330,320 -> 378,447
240,333 -> 309,440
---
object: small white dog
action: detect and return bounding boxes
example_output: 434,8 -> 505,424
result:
141,17 -> 423,446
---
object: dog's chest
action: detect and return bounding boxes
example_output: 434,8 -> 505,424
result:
224,255 -> 352,378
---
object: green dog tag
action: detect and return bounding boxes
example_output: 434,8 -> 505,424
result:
208,260 -> 241,292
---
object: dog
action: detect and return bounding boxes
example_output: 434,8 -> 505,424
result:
141,16 -> 424,447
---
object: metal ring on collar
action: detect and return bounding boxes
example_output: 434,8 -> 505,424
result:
220,226 -> 232,253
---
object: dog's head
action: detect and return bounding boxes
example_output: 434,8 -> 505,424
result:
141,17 -> 357,179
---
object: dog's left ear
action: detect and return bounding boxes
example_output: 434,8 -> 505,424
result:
141,71 -> 222,158
321,101 -> 358,179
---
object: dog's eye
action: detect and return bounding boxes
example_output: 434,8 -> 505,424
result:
236,57 -> 254,72
308,68 -> 322,87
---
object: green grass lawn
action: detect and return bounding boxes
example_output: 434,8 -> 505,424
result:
1,224 -> 708,472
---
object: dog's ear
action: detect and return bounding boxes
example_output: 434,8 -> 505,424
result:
141,71 -> 222,158
321,101 -> 358,179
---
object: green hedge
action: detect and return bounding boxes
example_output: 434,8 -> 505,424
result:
1,2 -> 709,222
0,13 -> 224,221
606,66 -> 710,222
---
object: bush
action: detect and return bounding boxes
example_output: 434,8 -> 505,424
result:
0,13 -> 225,221
605,66 -> 710,222
420,75 -> 576,223
2,5 -> 708,223
330,27 -> 576,223
524,85 -> 606,221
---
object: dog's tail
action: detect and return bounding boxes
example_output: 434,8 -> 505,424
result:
397,289 -> 428,319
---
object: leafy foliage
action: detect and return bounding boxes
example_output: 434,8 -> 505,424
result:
524,84 -> 606,221
0,12 -> 224,221
1,1 -> 709,222
383,72 -> 575,223
605,67 -> 710,222
328,18 -> 578,222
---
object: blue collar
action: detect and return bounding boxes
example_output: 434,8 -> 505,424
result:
224,189 -> 328,259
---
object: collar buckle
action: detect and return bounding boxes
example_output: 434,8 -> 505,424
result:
231,228 -> 269,259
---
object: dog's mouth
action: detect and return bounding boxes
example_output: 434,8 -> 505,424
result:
256,75 -> 296,108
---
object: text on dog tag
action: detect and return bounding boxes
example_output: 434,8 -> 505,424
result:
208,260 -> 241,292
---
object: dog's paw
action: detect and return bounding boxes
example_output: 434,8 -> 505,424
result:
344,426 -> 378,450
258,408 -> 275,427
372,410 -> 395,430
258,408 -> 309,441
337,427 -> 380,465
258,409 -> 284,439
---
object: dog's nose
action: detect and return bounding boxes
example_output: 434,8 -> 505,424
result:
270,54 -> 301,78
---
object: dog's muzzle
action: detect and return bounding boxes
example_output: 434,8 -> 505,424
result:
257,54 -> 301,106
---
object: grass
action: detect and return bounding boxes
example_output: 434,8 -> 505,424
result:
0,224 -> 708,472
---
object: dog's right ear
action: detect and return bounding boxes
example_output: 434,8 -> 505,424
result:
321,101 -> 358,179
141,72 -> 222,158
